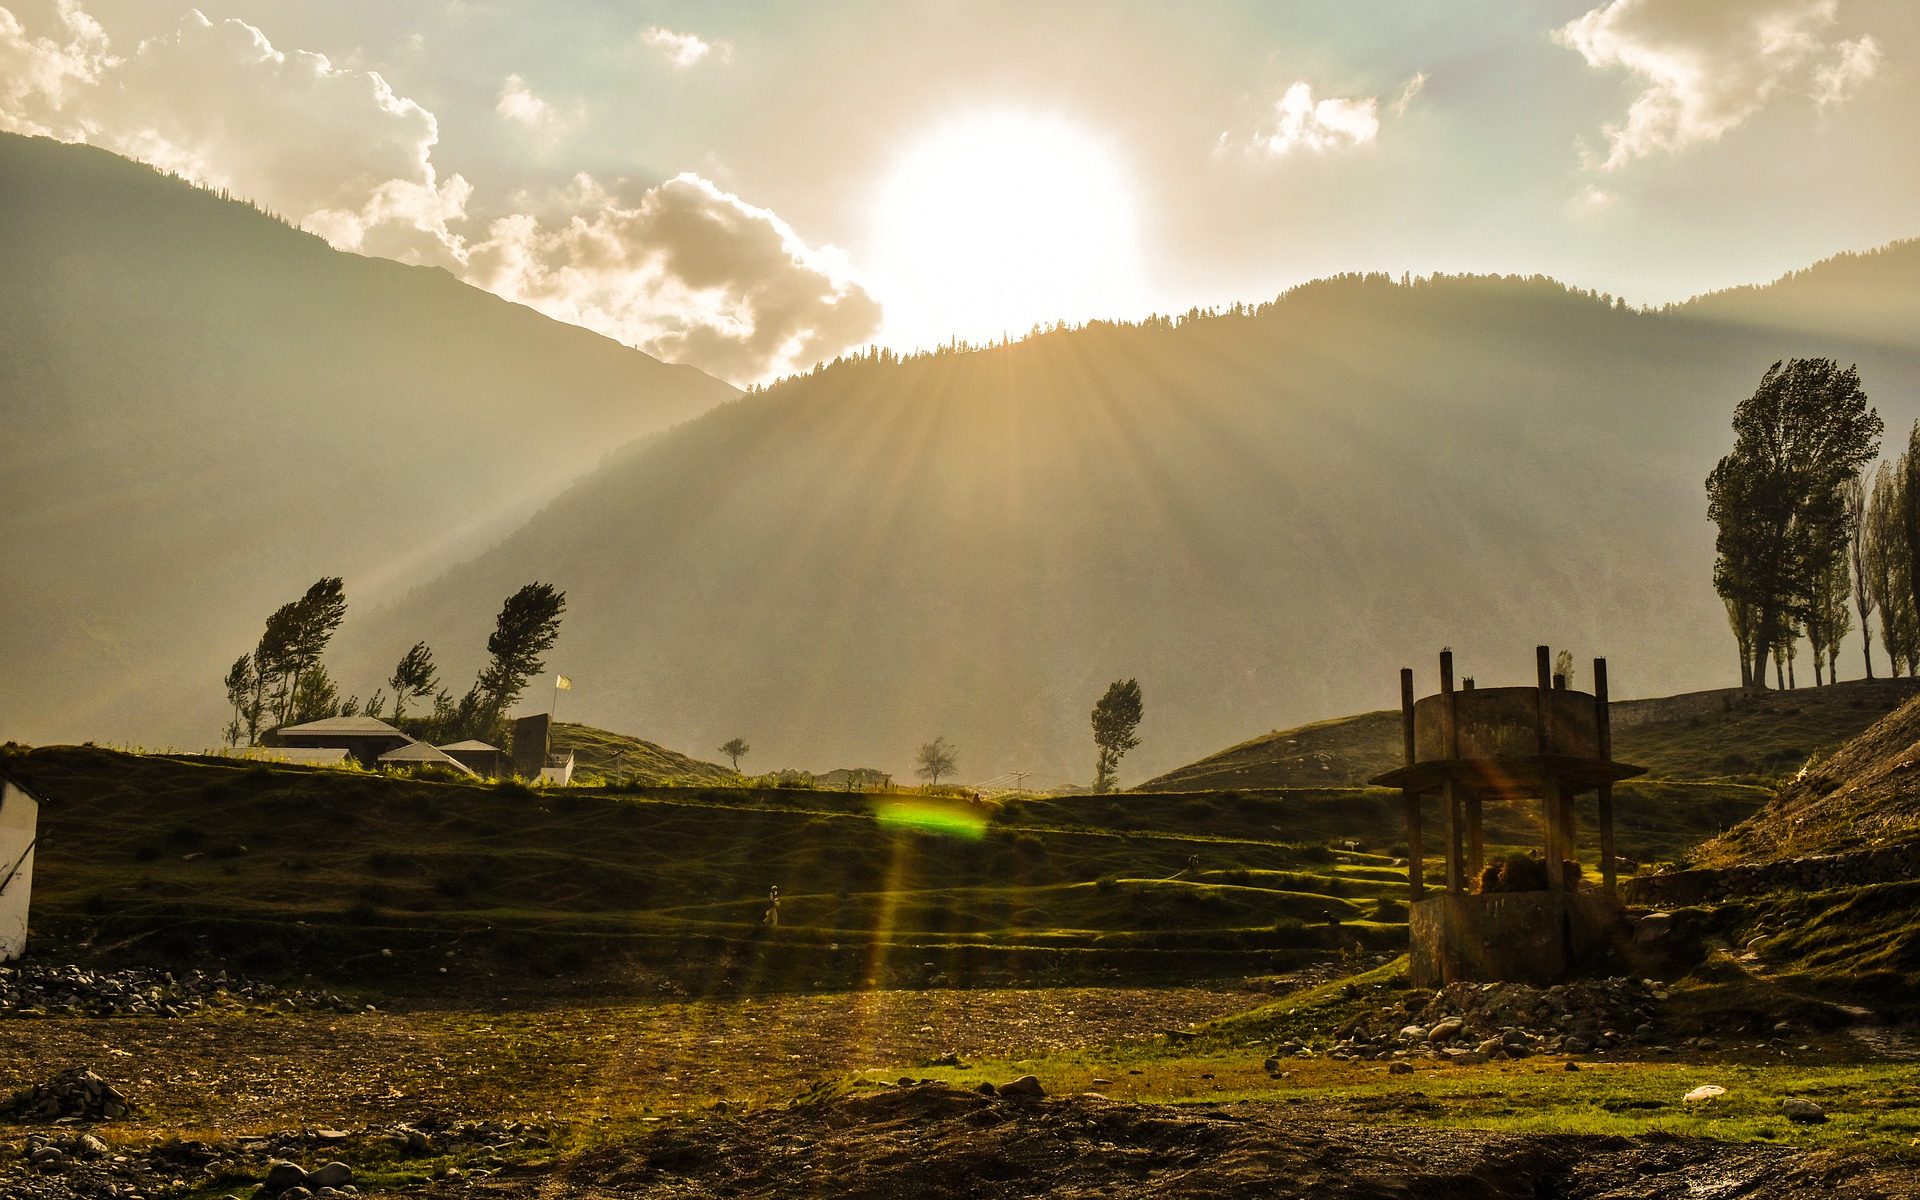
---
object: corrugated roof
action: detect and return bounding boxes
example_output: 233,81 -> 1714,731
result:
438,739 -> 501,752
279,716 -> 406,736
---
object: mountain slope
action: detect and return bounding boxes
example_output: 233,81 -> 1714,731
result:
357,249 -> 1920,783
0,134 -> 737,746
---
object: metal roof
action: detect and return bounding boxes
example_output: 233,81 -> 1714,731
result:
377,741 -> 475,771
437,739 -> 501,752
278,716 -> 407,737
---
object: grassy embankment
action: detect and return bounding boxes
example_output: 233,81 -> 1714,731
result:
3,744 -> 1756,990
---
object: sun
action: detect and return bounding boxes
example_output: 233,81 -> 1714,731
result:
869,111 -> 1145,351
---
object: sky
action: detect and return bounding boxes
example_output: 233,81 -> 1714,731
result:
2,0 -> 1915,385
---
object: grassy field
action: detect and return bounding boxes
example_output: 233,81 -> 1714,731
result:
1144,678 -> 1920,791
2,745 -> 1761,990
549,721 -> 734,785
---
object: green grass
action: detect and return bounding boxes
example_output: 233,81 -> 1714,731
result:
0,744 -> 1783,991
550,721 -> 734,785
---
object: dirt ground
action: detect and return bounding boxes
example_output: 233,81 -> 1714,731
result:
0,986 -> 1267,1134
425,1083 -> 1919,1199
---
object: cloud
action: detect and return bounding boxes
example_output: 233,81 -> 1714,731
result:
1251,82 -> 1380,155
0,4 -> 876,383
467,173 -> 881,383
1556,0 -> 1882,170
640,25 -> 730,69
1812,34 -> 1881,108
1389,72 -> 1428,118
495,72 -> 579,144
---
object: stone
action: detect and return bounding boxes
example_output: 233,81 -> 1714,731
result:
997,1075 -> 1045,1102
973,1081 -> 996,1096
307,1162 -> 354,1189
1781,1098 -> 1827,1124
263,1160 -> 309,1194
1387,1061 -> 1414,1075
1426,1019 -> 1464,1044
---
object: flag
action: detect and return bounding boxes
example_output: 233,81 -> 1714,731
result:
555,674 -> 572,691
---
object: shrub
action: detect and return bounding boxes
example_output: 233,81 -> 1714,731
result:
1478,852 -> 1549,893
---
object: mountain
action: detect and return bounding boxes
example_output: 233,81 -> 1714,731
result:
352,245 -> 1920,784
0,134 -> 736,747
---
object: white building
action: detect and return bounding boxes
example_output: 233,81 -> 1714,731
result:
0,775 -> 39,962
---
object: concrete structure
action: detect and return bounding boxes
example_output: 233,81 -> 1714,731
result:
539,750 -> 575,787
438,740 -> 504,777
1370,647 -> 1645,987
268,716 -> 412,767
377,741 -> 477,776
511,713 -> 553,780
0,775 -> 40,962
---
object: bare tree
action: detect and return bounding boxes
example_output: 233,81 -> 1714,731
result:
1552,649 -> 1576,690
915,736 -> 957,787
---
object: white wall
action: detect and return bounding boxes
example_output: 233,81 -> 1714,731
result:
0,780 -> 38,962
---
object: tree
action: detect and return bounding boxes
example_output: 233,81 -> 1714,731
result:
1706,359 -> 1880,687
387,641 -> 439,724
222,655 -> 254,746
472,582 -> 567,728
718,737 -> 750,772
1867,460 -> 1915,676
1845,471 -> 1875,678
289,664 -> 342,724
1723,597 -> 1757,688
915,736 -> 957,787
281,577 -> 347,723
1090,677 -> 1144,794
1552,650 -> 1576,690
1805,554 -> 1851,685
249,602 -> 301,739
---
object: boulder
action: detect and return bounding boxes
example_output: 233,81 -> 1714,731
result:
997,1075 -> 1045,1102
1781,1097 -> 1828,1124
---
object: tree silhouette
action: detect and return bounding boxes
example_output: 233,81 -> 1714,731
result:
719,737 -> 750,772
915,736 -> 957,787
388,641 -> 439,724
472,582 -> 566,729
222,655 -> 254,746
1845,471 -> 1875,678
1707,359 -> 1880,687
1091,678 -> 1144,794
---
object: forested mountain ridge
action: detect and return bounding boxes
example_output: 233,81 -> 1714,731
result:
346,248 -> 1920,783
0,133 -> 737,746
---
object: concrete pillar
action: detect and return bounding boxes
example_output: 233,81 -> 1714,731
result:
1543,777 -> 1564,891
1405,789 -> 1424,901
1444,779 -> 1464,894
1467,792 -> 1484,884
1595,657 -> 1616,897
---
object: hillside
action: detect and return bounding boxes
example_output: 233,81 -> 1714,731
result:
1145,679 -> 1920,791
0,134 -> 737,748
551,721 -> 735,784
0,745 -> 1756,986
352,248 -> 1920,783
1702,691 -> 1920,865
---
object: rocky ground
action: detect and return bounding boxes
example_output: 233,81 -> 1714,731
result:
0,965 -> 357,1019
411,1082 -> 1916,1199
1296,977 -> 1669,1066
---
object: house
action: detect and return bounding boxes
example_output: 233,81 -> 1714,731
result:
539,750 -> 575,786
0,772 -> 40,963
267,715 -> 412,766
438,740 -> 504,777
377,741 -> 477,776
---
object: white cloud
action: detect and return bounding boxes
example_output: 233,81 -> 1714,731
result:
640,25 -> 730,69
467,173 -> 881,384
1556,0 -> 1882,170
1812,34 -> 1881,108
1389,72 -> 1428,118
1254,82 -> 1380,155
495,72 -> 579,144
0,4 -> 876,383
